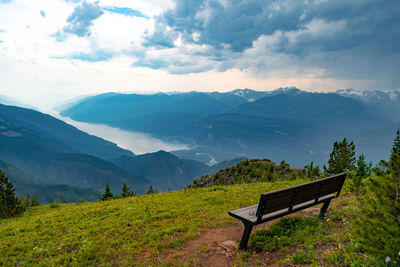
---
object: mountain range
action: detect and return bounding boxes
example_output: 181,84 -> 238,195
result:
2,87 -> 398,202
61,87 -> 400,167
0,104 -> 235,202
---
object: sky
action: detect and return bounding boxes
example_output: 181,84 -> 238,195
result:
0,0 -> 399,108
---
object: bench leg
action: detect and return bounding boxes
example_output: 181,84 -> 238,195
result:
319,199 -> 332,218
239,222 -> 253,249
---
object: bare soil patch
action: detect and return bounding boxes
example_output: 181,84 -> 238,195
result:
162,206 -> 322,266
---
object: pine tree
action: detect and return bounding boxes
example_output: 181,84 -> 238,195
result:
390,129 -> 400,198
121,183 -> 135,198
349,154 -> 371,198
303,162 -> 321,180
355,130 -> 400,263
60,196 -> 66,203
30,195 -> 40,207
0,170 -> 21,218
100,183 -> 114,201
22,195 -> 30,208
327,138 -> 356,174
147,185 -> 154,194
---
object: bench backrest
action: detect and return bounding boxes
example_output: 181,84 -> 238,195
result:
255,173 -> 346,220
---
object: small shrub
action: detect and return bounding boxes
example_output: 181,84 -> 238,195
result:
290,249 -> 314,264
238,252 -> 251,259
200,245 -> 210,253
49,200 -> 59,209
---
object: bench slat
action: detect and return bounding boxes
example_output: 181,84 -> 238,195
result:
258,190 -> 293,215
293,182 -> 320,205
320,178 -> 343,196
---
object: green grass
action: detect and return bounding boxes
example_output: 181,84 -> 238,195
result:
0,180 -> 306,266
248,216 -> 325,252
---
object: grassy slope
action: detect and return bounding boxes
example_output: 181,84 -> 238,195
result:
0,180 -> 358,266
0,180 -> 306,265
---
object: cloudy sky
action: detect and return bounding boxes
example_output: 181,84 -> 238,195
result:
0,0 -> 399,107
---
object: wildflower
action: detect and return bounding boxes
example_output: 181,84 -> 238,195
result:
385,256 -> 391,263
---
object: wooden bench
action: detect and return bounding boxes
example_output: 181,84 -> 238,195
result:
228,173 -> 347,249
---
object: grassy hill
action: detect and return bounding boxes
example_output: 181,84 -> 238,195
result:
0,179 -> 363,266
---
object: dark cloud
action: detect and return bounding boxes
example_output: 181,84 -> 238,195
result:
62,1 -> 103,38
139,0 -> 400,87
148,0 -> 400,53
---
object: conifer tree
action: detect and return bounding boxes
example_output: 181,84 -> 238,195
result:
100,183 -> 114,201
303,162 -> 321,180
0,170 -> 21,218
121,183 -> 135,198
147,185 -> 154,194
327,138 -> 356,174
22,195 -> 30,208
60,196 -> 66,203
390,129 -> 400,198
30,195 -> 40,207
355,130 -> 400,263
349,154 -> 371,198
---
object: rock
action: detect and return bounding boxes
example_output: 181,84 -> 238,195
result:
220,240 -> 238,250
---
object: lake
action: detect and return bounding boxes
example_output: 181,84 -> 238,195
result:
48,111 -> 189,155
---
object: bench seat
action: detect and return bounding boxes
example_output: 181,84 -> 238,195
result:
228,173 -> 346,249
229,193 -> 334,224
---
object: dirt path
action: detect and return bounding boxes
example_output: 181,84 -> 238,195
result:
163,207 -> 321,266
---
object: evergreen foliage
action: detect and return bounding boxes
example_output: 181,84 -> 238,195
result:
147,185 -> 154,194
99,183 -> 114,201
327,138 -> 356,174
303,162 -> 321,180
121,184 -> 136,198
60,196 -> 66,204
191,159 -> 309,188
390,129 -> 400,198
349,154 -> 371,198
0,170 -> 23,218
30,195 -> 40,207
354,130 -> 400,264
22,195 -> 30,209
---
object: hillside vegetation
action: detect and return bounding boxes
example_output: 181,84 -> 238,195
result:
0,180 -> 317,266
191,158 -> 318,187
0,178 -> 376,266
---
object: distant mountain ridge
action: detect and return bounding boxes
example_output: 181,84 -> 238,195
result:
111,151 -> 209,191
335,88 -> 400,121
60,87 -> 399,167
0,160 -> 100,203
